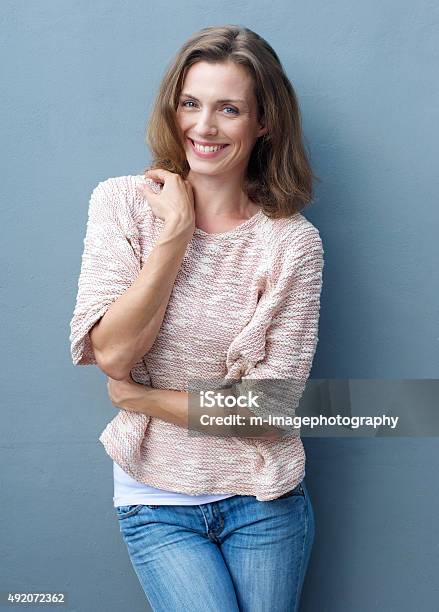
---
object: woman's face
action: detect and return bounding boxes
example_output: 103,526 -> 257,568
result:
176,60 -> 267,178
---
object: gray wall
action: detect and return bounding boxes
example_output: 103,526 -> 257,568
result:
1,1 -> 438,611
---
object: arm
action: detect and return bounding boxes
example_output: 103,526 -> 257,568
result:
90,217 -> 192,380
69,176 -> 193,379
108,225 -> 324,440
89,172 -> 195,380
233,225 -> 325,437
107,377 -> 282,439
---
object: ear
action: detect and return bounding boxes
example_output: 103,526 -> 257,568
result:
257,123 -> 268,138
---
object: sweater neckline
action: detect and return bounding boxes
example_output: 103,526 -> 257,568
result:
193,208 -> 264,239
135,174 -> 264,239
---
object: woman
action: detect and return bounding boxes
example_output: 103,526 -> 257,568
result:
70,24 -> 323,612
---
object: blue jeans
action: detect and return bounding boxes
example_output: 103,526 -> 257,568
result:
115,479 -> 315,611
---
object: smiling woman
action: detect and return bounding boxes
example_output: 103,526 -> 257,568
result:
176,60 -> 266,172
144,26 -> 320,221
70,23 -> 322,612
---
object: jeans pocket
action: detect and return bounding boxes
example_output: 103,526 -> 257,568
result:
116,504 -> 144,519
276,481 -> 305,500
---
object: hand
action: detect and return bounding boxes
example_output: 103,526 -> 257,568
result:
107,375 -> 151,413
140,167 -> 196,231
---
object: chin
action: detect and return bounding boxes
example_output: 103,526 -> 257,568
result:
189,165 -> 221,175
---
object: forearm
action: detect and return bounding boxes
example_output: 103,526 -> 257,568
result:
90,217 -> 192,380
130,385 -> 284,440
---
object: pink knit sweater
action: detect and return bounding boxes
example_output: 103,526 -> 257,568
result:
69,174 -> 324,501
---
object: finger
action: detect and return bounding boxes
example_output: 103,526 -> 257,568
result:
143,178 -> 162,194
137,179 -> 159,199
144,168 -> 170,183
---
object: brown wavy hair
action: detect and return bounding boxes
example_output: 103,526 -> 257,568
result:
142,24 -> 320,219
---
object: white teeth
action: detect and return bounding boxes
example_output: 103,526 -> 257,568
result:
192,140 -> 226,153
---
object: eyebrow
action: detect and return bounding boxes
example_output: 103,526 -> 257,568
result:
180,92 -> 247,105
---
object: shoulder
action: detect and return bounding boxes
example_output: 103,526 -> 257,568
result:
89,174 -> 153,227
258,214 -> 324,292
261,212 -> 324,263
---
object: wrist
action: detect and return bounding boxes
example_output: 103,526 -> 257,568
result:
120,380 -> 153,414
164,215 -> 194,237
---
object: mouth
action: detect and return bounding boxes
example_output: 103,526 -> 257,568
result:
188,138 -> 230,158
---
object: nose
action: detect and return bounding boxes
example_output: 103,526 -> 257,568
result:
195,108 -> 218,136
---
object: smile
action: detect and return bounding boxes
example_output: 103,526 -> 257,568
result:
188,138 -> 230,158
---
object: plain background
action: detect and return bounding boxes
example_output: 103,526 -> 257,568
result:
1,1 -> 438,611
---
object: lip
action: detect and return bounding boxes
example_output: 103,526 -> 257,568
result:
188,138 -> 230,158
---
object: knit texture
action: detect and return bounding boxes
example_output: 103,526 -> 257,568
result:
69,175 -> 324,501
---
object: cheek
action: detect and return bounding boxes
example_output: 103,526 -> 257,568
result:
228,124 -> 255,144
176,113 -> 190,130
230,135 -> 254,154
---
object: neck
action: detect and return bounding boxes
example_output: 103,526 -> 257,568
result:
187,170 -> 256,220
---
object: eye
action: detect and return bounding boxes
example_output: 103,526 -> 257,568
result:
181,100 -> 196,108
180,100 -> 239,115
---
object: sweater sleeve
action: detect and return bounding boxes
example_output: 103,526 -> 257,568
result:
225,223 -> 324,426
69,177 -> 142,366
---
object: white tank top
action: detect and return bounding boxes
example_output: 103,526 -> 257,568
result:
113,461 -> 236,506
